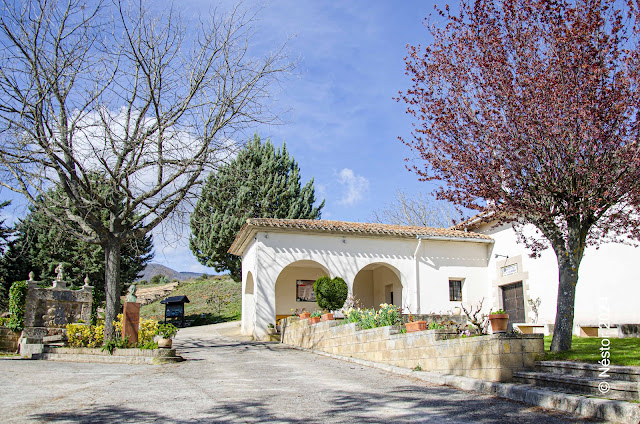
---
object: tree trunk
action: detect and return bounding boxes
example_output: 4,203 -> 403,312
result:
550,257 -> 579,352
103,238 -> 122,341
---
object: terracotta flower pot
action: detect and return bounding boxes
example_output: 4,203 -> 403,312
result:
158,338 -> 173,349
321,313 -> 334,321
405,320 -> 427,333
309,316 -> 321,324
298,312 -> 310,320
489,314 -> 509,333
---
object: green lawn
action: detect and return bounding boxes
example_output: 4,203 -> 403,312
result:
543,336 -> 640,366
140,276 -> 241,327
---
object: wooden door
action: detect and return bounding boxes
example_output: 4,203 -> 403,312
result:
501,282 -> 524,331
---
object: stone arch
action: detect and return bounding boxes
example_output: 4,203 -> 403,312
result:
274,260 -> 330,320
242,271 -> 255,334
352,262 -> 404,309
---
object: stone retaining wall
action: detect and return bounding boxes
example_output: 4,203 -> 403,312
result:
282,318 -> 543,382
0,327 -> 19,352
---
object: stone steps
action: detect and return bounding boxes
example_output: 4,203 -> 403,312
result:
536,360 -> 640,382
513,361 -> 640,401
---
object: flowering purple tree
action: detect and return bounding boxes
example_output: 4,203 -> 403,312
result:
399,0 -> 640,351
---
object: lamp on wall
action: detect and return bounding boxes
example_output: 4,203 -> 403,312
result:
494,254 -> 508,259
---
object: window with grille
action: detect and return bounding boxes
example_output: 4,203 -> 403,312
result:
449,280 -> 462,301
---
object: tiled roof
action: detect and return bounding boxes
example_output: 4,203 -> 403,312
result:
229,218 -> 493,255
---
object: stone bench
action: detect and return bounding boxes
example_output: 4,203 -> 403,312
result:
512,323 -> 554,336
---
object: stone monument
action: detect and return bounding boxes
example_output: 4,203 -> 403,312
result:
20,270 -> 93,358
122,283 -> 140,345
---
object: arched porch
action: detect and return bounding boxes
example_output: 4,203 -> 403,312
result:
352,262 -> 404,310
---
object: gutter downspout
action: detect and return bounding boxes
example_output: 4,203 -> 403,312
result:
414,237 -> 422,315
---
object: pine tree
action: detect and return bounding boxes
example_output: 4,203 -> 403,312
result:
190,135 -> 324,281
0,201 -> 11,255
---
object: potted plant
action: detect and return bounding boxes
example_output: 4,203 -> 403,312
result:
321,311 -> 334,321
157,323 -> 178,348
298,310 -> 310,320
309,311 -> 322,324
404,313 -> 427,333
488,309 -> 509,333
313,276 -> 348,322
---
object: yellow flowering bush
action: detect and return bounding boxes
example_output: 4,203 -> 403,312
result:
138,319 -> 159,345
66,315 -> 159,348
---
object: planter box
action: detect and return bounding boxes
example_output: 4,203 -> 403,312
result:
405,320 -> 427,333
298,312 -> 310,320
321,313 -> 334,321
309,317 -> 321,324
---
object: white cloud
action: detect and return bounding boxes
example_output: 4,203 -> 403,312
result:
336,168 -> 369,206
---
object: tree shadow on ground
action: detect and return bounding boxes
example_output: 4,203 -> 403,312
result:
29,406 -> 174,424
174,337 -> 283,359
28,387 -> 592,424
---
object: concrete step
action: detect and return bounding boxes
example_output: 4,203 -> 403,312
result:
19,342 -> 44,359
43,335 -> 66,345
40,353 -> 184,364
513,370 -> 640,401
536,361 -> 640,382
41,346 -> 185,364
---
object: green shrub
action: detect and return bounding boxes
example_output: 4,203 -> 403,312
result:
313,276 -> 348,311
157,323 -> 178,339
310,310 -> 322,318
7,280 -> 28,332
428,321 -> 445,330
150,274 -> 169,285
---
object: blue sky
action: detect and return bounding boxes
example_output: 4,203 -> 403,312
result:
0,1 -> 445,273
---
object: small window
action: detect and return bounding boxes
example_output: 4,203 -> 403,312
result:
449,280 -> 462,301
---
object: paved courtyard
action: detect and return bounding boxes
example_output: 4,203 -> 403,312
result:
0,322 -> 596,423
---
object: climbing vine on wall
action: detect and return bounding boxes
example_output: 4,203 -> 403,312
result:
7,280 -> 27,332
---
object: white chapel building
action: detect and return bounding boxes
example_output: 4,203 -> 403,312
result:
229,217 -> 640,340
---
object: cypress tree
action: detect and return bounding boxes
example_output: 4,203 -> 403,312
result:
190,135 -> 324,281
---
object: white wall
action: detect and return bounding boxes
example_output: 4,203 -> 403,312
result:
416,239 -> 490,315
240,240 -> 258,335
240,222 -> 640,339
477,221 -> 640,329
241,230 -> 493,339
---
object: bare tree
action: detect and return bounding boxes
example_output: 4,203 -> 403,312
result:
0,0 -> 292,339
371,190 -> 457,228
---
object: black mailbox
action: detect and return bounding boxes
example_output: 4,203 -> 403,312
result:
160,295 -> 190,327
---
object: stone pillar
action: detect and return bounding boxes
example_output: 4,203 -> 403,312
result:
122,302 -> 140,344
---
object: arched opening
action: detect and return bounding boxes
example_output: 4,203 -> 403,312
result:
274,260 -> 329,321
352,263 -> 403,309
242,272 -> 255,335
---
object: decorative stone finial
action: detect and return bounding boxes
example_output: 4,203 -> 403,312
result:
28,271 -> 35,282
83,275 -> 90,287
55,263 -> 65,281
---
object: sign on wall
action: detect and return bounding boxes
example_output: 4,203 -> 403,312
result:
296,280 -> 316,302
500,263 -> 518,277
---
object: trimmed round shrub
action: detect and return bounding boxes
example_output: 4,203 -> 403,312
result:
313,276 -> 348,311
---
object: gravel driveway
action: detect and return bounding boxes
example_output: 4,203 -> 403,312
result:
0,322 -> 597,423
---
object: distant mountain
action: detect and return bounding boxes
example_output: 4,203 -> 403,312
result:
137,263 -> 215,282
